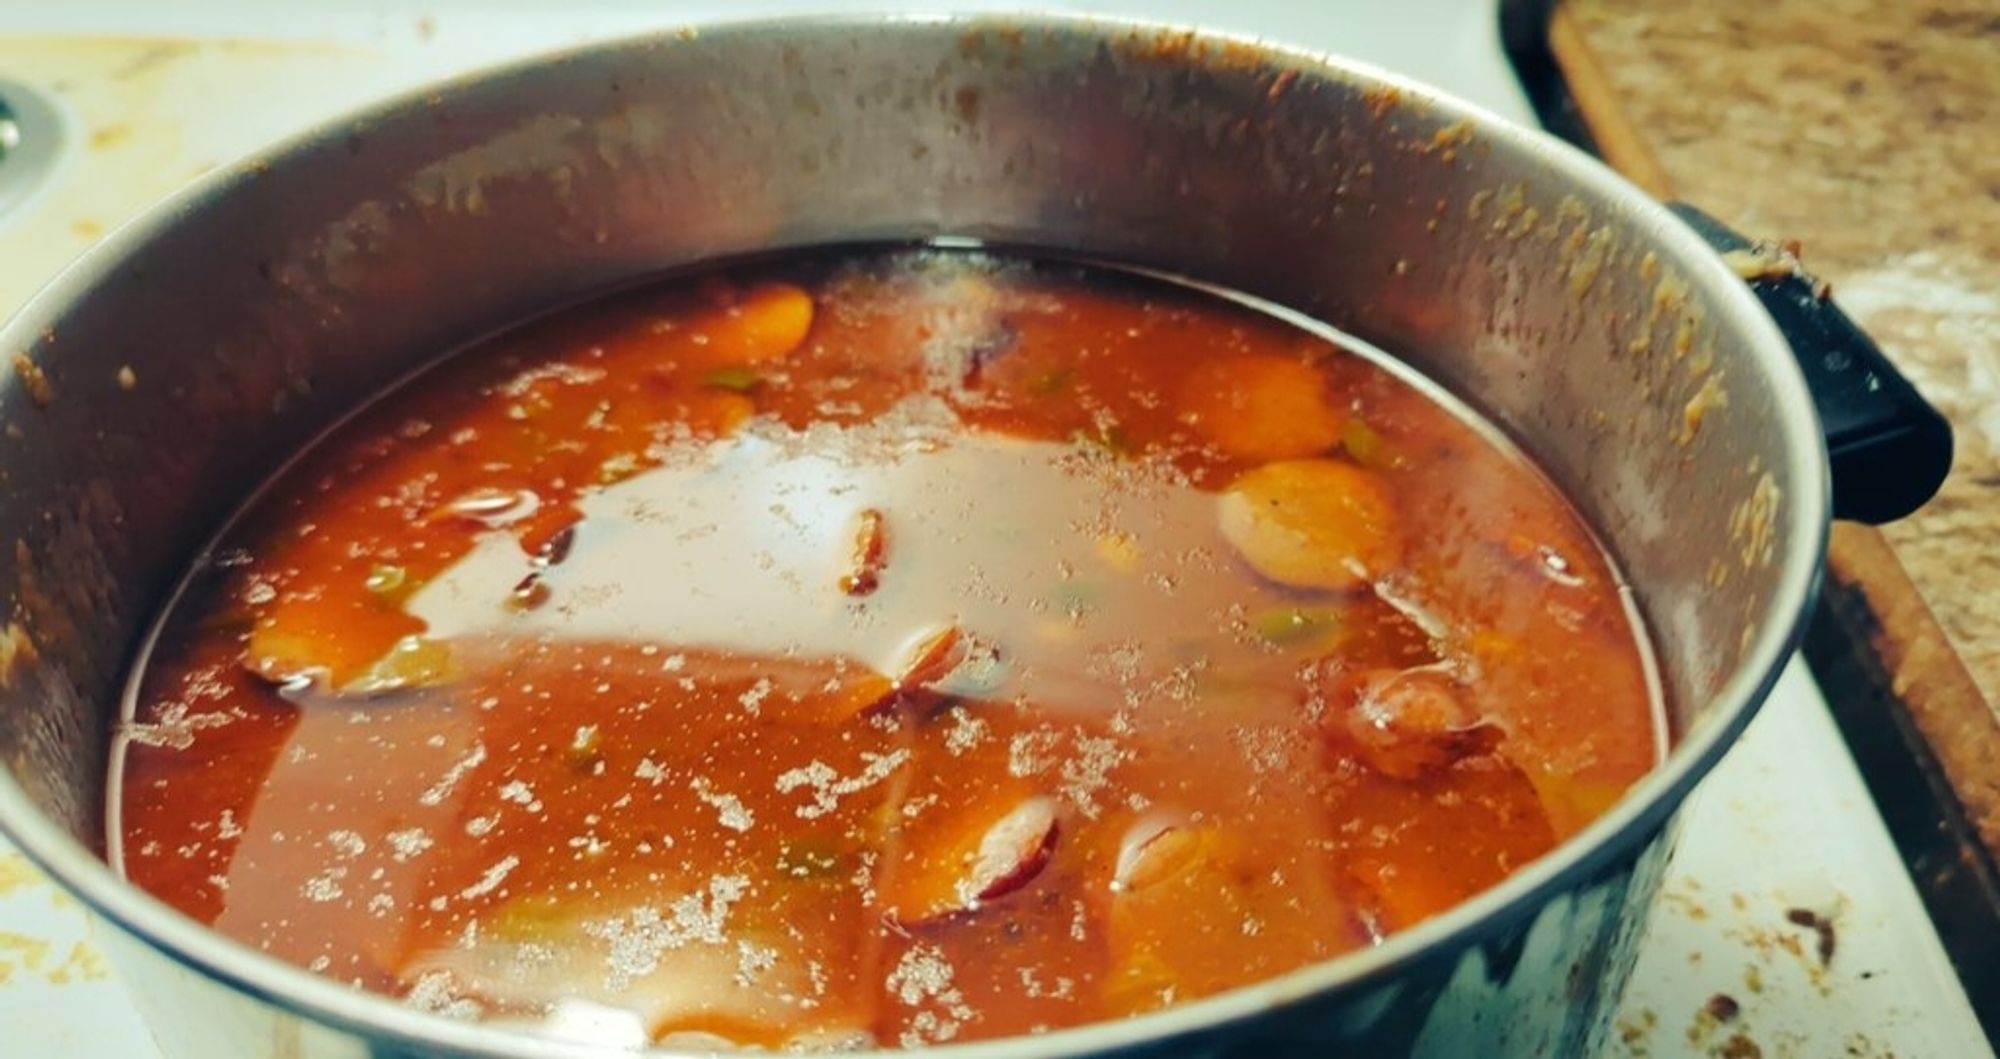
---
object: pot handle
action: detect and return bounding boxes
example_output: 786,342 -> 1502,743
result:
1667,203 -> 1952,524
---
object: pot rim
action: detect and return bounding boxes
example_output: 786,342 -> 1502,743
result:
0,11 -> 1829,1057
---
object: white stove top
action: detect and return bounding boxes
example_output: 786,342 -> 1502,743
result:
0,4 -> 1985,1057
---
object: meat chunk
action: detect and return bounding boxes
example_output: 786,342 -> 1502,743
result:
1323,666 -> 1502,779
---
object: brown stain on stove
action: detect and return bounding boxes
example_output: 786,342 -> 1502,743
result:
1612,880 -> 1887,1058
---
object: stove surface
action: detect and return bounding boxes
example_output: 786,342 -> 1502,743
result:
0,4 -> 1986,1057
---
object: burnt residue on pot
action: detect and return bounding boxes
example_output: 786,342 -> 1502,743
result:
0,545 -> 101,840
1446,174 -> 1736,463
1371,113 -> 1796,723
9,352 -> 52,409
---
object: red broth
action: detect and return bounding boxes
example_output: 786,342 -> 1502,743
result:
112,251 -> 1661,1050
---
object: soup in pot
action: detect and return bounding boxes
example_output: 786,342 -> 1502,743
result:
113,250 -> 1661,1050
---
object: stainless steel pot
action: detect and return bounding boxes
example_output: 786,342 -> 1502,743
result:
0,14 -> 1943,1058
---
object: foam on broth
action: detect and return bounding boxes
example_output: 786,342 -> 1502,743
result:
110,250 -> 1662,1050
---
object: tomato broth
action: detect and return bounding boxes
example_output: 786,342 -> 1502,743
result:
112,250 -> 1662,1050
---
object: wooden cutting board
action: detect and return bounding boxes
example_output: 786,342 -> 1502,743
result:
1544,6 -> 2000,1027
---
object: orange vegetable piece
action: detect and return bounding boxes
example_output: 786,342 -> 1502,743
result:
689,390 -> 758,435
1179,355 -> 1345,461
241,625 -> 334,690
1329,667 -> 1502,780
243,597 -> 424,692
1217,458 -> 1402,591
713,283 -> 815,363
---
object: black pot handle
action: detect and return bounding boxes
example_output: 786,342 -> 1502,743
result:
1667,203 -> 1952,524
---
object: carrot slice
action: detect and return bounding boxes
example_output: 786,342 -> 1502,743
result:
715,283 -> 815,363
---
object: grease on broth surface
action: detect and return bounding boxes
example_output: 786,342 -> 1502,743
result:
112,250 -> 1661,1049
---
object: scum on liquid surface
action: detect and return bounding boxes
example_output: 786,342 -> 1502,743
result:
112,250 -> 1660,1050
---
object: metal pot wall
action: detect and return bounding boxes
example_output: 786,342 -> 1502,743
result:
0,15 -> 1944,1058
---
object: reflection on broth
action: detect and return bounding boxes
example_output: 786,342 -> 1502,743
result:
112,251 -> 1661,1050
